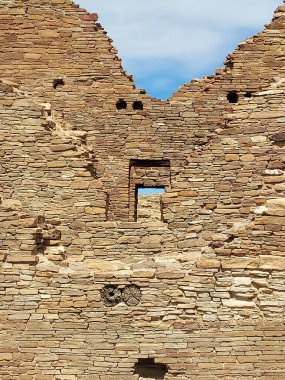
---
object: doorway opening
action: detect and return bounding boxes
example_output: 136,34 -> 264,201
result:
135,186 -> 165,222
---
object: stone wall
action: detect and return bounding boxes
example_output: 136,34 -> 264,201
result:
0,1 -> 285,379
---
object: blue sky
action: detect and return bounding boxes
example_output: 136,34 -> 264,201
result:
77,0 -> 282,99
137,187 -> 166,196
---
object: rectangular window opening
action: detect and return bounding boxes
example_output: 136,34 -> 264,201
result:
129,159 -> 171,222
135,186 -> 166,222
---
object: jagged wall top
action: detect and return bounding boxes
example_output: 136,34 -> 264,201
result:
1,1 -> 285,378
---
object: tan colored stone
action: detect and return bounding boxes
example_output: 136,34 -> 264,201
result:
0,1 -> 284,378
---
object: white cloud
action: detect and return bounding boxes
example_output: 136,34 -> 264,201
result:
75,0 -> 282,98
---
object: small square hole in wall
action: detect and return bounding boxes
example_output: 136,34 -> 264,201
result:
133,100 -> 143,110
53,79 -> 65,89
135,186 -> 165,222
134,358 -> 168,379
116,99 -> 127,110
245,92 -> 252,98
227,91 -> 238,103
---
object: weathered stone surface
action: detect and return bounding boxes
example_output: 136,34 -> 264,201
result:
264,198 -> 285,216
0,1 -> 285,379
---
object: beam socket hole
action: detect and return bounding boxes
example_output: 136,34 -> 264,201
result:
53,79 -> 65,89
116,99 -> 127,110
227,91 -> 238,103
133,101 -> 143,110
134,358 -> 168,379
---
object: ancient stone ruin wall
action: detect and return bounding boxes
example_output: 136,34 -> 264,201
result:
0,1 -> 285,379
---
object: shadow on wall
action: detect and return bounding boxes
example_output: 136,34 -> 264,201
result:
134,358 -> 168,379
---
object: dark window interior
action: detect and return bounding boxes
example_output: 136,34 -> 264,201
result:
245,92 -> 252,98
130,159 -> 170,168
134,358 -> 168,379
116,99 -> 127,110
133,101 -> 144,110
227,91 -> 238,103
53,79 -> 65,89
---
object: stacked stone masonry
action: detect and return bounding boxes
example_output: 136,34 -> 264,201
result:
0,0 -> 285,379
